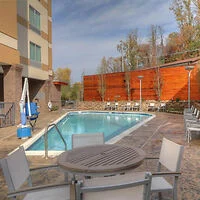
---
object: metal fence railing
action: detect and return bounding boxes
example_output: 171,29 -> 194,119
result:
0,102 -> 15,128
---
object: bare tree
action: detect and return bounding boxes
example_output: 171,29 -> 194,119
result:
117,40 -> 126,71
98,74 -> 106,102
149,25 -> 158,67
124,66 -> 131,101
97,57 -> 107,101
154,66 -> 163,101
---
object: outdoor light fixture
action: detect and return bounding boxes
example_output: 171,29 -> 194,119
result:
185,65 -> 194,108
137,75 -> 144,111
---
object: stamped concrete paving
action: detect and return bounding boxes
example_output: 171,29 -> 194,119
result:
0,110 -> 199,200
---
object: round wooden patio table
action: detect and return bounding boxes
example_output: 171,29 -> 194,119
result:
57,144 -> 145,176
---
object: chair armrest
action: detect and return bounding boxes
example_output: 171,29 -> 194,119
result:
185,119 -> 199,122
8,182 -> 69,198
187,123 -> 200,127
145,157 -> 159,160
30,164 -> 59,172
152,172 -> 181,177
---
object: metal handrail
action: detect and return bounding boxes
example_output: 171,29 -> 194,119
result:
0,102 -> 15,128
44,123 -> 67,159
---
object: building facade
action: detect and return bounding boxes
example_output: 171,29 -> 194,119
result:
0,0 -> 60,123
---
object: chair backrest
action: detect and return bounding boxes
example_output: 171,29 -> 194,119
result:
191,105 -> 194,112
0,146 -> 30,192
149,103 -> 155,107
25,102 -> 39,116
193,108 -> 198,115
195,110 -> 200,119
135,102 -> 139,106
72,133 -> 104,149
76,172 -> 152,200
160,103 -> 166,107
127,102 -> 131,106
159,138 -> 184,172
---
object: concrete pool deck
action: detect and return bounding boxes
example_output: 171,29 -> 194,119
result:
0,109 -> 199,199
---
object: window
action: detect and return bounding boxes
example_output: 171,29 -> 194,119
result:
30,42 -> 41,63
29,6 -> 40,33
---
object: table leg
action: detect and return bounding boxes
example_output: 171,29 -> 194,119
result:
64,172 -> 68,183
70,183 -> 76,200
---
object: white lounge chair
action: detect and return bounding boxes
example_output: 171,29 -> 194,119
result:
124,102 -> 132,111
112,102 -> 119,110
75,172 -> 152,200
0,146 -> 71,200
158,102 -> 166,112
104,102 -> 111,110
149,138 -> 184,200
72,133 -> 104,149
183,105 -> 195,115
184,107 -> 198,120
147,102 -> 156,112
132,102 -> 140,111
184,109 -> 200,123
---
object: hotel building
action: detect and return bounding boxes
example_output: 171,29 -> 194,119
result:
0,0 -> 61,124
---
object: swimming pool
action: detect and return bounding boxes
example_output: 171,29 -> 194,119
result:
24,111 -> 154,155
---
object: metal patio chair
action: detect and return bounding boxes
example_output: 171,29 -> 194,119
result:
0,146 -> 71,200
75,172 -> 152,200
185,121 -> 200,143
72,133 -> 104,149
184,109 -> 200,142
148,138 -> 184,200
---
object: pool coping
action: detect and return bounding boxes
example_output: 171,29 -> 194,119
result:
18,110 -> 155,157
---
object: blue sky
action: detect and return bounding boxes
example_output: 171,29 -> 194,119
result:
52,0 -> 178,83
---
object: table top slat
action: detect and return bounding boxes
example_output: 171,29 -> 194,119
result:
58,144 -> 145,174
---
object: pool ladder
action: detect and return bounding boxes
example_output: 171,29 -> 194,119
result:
44,123 -> 67,159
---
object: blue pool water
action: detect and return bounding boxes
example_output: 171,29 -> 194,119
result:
27,111 -> 152,151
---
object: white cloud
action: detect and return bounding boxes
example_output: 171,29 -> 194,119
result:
52,0 -> 178,83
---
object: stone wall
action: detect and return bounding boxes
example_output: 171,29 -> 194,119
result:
76,100 -> 194,113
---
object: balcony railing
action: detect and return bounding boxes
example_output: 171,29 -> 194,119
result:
0,102 -> 15,128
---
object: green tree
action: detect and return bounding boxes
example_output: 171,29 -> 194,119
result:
117,30 -> 140,70
169,0 -> 200,58
125,30 -> 139,70
70,82 -> 82,101
54,67 -> 71,82
61,85 -> 71,100
54,67 -> 71,101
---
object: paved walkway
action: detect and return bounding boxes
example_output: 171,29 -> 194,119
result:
0,110 -> 200,199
